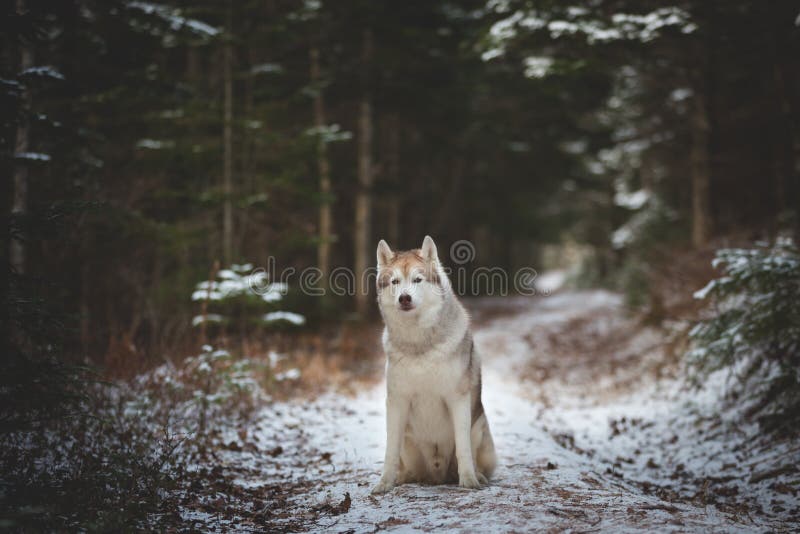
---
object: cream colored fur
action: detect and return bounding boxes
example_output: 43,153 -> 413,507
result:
372,236 -> 496,494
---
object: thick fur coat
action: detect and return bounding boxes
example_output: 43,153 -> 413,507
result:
371,236 -> 496,494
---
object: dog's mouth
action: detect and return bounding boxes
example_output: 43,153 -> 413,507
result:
399,302 -> 415,312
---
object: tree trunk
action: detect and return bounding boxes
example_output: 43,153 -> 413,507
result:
310,46 -> 333,285
11,0 -> 33,274
222,1 -> 234,265
354,28 -> 374,316
432,157 -> 464,236
689,27 -> 713,249
237,42 -> 256,256
386,115 -> 400,245
767,34 -> 796,221
690,89 -> 712,248
187,45 -> 199,81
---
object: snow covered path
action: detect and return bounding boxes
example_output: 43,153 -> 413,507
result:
294,377 -> 737,532
214,291 -> 797,532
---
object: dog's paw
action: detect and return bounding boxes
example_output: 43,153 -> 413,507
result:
371,478 -> 395,495
477,472 -> 488,486
458,472 -> 481,489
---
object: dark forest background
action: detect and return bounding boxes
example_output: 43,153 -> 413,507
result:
3,0 -> 799,368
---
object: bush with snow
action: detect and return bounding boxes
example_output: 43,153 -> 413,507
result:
135,345 -> 268,441
191,263 -> 305,336
0,342 -> 279,530
609,197 -> 682,309
689,237 -> 800,432
0,382 -> 184,530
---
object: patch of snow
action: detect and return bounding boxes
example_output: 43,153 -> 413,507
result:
487,0 -> 511,13
0,78 -> 22,91
670,87 -> 693,102
534,269 -> 566,294
217,269 -> 237,280
560,139 -> 587,155
614,188 -> 650,209
268,351 -> 285,368
191,313 -> 224,327
304,124 -> 352,143
586,160 -> 605,175
20,66 -> 65,80
136,139 -> 175,150
259,283 -> 287,303
567,7 -> 589,19
14,152 -> 51,161
490,10 -> 523,40
127,2 -> 219,36
612,8 -> 696,42
538,363 -> 798,529
250,63 -> 283,75
274,368 -> 301,381
487,6 -> 695,53
523,56 -> 554,78
262,311 -> 306,326
611,225 -> 633,250
191,272 -> 286,303
547,19 -> 579,37
480,47 -> 504,61
692,279 -> 718,300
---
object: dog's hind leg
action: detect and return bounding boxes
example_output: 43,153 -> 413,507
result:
472,414 -> 496,483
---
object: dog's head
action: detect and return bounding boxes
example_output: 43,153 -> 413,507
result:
376,236 -> 448,318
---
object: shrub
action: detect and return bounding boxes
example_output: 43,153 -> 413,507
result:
688,237 -> 800,433
0,344 -> 271,531
0,385 -> 183,531
191,263 -> 306,340
610,197 -> 684,310
136,345 -> 268,445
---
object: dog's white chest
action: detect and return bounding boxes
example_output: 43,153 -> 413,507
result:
407,390 -> 451,445
388,354 -> 460,445
388,349 -> 459,395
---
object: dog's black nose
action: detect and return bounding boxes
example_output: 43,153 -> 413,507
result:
399,293 -> 412,305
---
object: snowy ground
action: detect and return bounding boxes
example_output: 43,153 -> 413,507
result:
182,290 -> 799,532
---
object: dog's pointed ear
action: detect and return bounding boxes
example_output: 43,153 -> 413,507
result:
421,235 -> 439,263
377,239 -> 394,268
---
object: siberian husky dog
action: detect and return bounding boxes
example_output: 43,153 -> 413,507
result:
371,236 -> 496,494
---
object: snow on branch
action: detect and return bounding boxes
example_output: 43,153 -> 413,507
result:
483,5 -> 697,59
19,66 -> 65,81
523,56 -> 554,79
127,2 -> 219,37
15,152 -> 52,162
304,124 -> 353,143
262,311 -> 306,326
250,63 -> 284,75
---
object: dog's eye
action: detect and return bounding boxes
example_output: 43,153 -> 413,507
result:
413,277 -> 423,284
391,279 -> 399,285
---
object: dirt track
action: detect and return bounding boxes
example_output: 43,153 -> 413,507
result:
183,291 -> 800,532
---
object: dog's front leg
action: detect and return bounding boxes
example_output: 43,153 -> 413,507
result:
372,393 -> 409,494
449,394 -> 481,489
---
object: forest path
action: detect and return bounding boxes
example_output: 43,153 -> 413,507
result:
209,291 -> 794,532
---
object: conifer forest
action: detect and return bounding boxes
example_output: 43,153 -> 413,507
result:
2,1 -> 800,531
